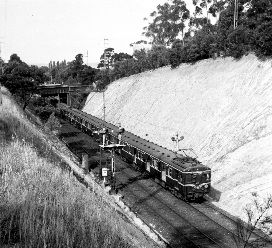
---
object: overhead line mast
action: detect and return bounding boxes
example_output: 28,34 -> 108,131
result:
102,38 -> 109,123
234,0 -> 239,29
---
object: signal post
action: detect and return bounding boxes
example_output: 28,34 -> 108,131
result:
99,127 -> 125,193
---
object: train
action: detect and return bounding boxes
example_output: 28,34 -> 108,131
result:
58,103 -> 211,201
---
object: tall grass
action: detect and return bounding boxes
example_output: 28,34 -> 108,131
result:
0,141 -> 131,248
0,88 -> 134,248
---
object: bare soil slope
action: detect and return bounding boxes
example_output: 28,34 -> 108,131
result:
83,54 -> 272,219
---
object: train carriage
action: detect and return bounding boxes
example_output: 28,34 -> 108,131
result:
58,103 -> 211,201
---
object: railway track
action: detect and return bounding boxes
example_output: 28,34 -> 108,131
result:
114,159 -> 265,248
191,201 -> 272,247
58,120 -> 272,248
114,160 -> 226,248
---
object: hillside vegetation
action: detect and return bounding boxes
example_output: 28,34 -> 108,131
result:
83,54 -> 272,220
0,87 -> 159,248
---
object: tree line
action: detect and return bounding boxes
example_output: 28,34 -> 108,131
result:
97,0 -> 272,89
1,0 -> 272,101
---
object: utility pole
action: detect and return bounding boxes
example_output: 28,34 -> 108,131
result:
104,38 -> 109,69
103,90 -> 106,122
0,40 -> 4,105
171,132 -> 184,153
234,0 -> 239,29
85,50 -> 89,66
0,41 -> 3,74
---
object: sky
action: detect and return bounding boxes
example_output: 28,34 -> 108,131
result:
0,0 -> 184,66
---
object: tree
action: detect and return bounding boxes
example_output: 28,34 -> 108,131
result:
188,0 -> 215,36
236,193 -> 272,248
69,54 -> 84,80
9,53 -> 22,64
143,0 -> 189,46
0,54 -> 47,109
133,49 -> 150,72
147,45 -> 170,69
78,66 -> 98,85
245,0 -> 272,56
97,48 -> 115,69
0,57 -> 4,75
112,52 -> 133,63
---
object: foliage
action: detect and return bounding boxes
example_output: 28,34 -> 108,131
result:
0,135 -> 132,248
236,193 -> 272,248
143,0 -> 190,46
97,48 -> 115,69
147,45 -> 170,69
45,112 -> 61,133
97,49 -> 133,70
47,55 -> 98,86
29,96 -> 57,122
0,88 -> 152,248
247,0 -> 272,56
0,54 -> 48,109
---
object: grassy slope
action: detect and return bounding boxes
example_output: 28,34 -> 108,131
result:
0,87 -> 159,248
83,54 -> 272,220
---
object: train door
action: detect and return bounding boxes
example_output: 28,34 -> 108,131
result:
145,155 -> 151,172
146,161 -> 151,172
161,163 -> 166,182
133,148 -> 137,164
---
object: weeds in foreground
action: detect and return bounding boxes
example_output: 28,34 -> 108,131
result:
0,90 -> 132,248
0,141 -> 131,248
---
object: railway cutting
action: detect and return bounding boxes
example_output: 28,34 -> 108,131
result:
56,104 -> 272,248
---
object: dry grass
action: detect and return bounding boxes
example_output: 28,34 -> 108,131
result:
0,141 -> 131,248
0,88 -> 135,248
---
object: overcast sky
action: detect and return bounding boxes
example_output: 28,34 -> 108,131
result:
0,0 -> 183,66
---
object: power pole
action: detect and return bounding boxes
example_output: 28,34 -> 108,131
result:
0,41 -> 3,74
103,90 -> 106,123
104,38 -> 109,69
0,41 -> 3,105
85,50 -> 88,66
234,0 -> 239,29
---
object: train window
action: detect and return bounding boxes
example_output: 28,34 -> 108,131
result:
192,174 -> 196,182
172,169 -> 178,179
157,162 -> 162,171
146,155 -> 151,163
150,158 -> 154,168
168,168 -> 172,177
178,173 -> 183,183
138,152 -> 143,160
161,163 -> 166,171
186,174 -> 191,183
129,145 -> 133,154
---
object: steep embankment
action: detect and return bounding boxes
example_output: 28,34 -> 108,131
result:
0,87 -> 161,248
83,54 -> 272,219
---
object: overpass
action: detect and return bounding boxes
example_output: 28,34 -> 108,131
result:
38,84 -> 97,105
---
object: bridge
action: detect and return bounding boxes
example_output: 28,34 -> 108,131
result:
38,84 -> 97,105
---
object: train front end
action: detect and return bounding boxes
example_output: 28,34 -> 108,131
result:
184,165 -> 211,201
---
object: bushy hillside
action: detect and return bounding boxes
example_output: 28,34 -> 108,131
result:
83,54 -> 272,219
0,87 -> 159,248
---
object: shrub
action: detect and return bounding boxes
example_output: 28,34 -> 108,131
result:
169,40 -> 184,68
253,22 -> 272,56
226,26 -> 251,59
